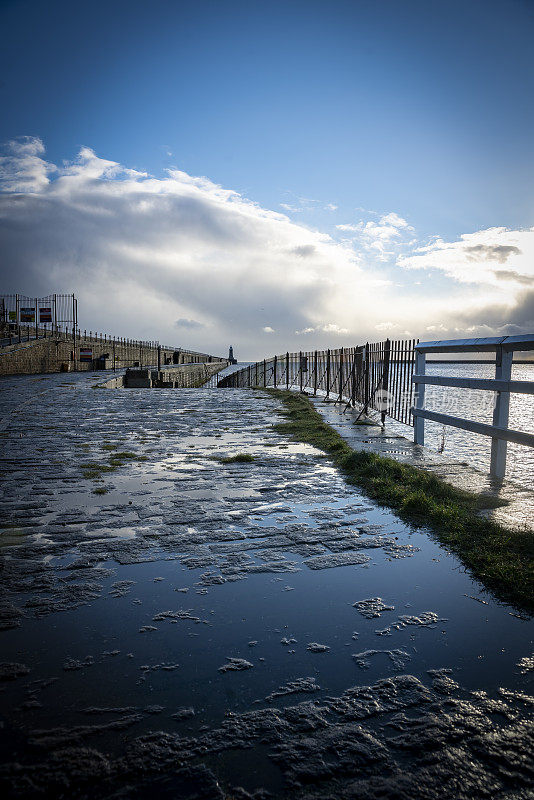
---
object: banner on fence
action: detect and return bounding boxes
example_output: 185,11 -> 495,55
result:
8,311 -> 16,322
20,307 -> 35,322
39,307 -> 52,323
79,347 -> 93,362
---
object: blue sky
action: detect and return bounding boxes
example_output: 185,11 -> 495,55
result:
1,0 -> 533,356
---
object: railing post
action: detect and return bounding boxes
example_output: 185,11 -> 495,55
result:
273,355 -> 277,387
286,352 -> 289,390
299,351 -> 303,393
263,359 -> 266,387
381,339 -> 391,425
364,343 -> 370,414
490,345 -> 513,478
351,349 -> 356,407
338,347 -> 345,403
414,348 -> 426,445
326,349 -> 330,397
313,351 -> 318,395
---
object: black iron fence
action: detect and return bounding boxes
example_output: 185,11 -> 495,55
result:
0,293 -> 226,364
217,339 -> 417,426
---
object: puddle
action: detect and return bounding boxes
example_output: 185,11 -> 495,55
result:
0,375 -> 532,797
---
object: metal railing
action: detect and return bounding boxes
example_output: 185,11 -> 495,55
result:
1,294 -> 225,366
217,340 -> 417,426
412,335 -> 534,478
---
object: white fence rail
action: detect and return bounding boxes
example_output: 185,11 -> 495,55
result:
412,335 -> 534,478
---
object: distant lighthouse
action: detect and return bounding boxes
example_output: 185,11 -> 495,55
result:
228,346 -> 237,365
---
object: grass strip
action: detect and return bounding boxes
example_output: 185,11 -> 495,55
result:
266,388 -> 534,612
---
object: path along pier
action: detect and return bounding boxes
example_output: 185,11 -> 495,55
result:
0,339 -> 533,799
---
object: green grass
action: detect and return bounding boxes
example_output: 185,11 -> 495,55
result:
266,388 -> 534,612
81,450 -> 147,480
92,486 -> 109,495
219,453 -> 255,464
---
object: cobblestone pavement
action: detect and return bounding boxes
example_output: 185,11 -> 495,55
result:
0,372 -> 532,798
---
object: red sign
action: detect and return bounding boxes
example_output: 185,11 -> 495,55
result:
79,348 -> 93,362
39,307 -> 52,323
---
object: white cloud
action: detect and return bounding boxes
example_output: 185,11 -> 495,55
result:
325,203 -> 338,211
0,138 -> 373,357
375,321 -> 398,331
296,323 -> 349,335
0,136 -> 55,192
336,223 -> 361,232
380,212 -> 410,229
335,211 -> 414,262
1,138 -> 531,356
398,227 -> 534,290
280,203 -> 303,212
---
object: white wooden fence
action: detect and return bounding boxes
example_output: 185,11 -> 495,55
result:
412,335 -> 534,478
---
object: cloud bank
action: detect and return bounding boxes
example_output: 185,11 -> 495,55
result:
0,138 -> 532,357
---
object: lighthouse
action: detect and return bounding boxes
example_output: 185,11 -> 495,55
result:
228,346 -> 237,365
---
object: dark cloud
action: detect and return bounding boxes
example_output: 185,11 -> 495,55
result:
291,245 -> 316,257
493,269 -> 534,286
464,244 -> 521,264
175,318 -> 205,329
456,288 -> 534,334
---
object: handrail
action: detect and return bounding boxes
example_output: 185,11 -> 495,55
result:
415,334 -> 534,353
412,334 -> 534,478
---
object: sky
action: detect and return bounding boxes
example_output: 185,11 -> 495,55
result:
1,0 -> 533,359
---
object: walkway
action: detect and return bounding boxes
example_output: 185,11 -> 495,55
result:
0,372 -> 532,799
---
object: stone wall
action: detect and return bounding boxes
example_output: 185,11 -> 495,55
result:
101,362 -> 226,389
0,333 -> 226,377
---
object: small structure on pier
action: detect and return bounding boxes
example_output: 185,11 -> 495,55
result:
228,346 -> 237,365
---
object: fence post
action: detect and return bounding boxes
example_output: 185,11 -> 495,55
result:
286,352 -> 289,389
338,348 -> 344,403
248,364 -> 251,386
490,345 -> 513,478
313,351 -> 318,395
299,351 -> 303,393
364,343 -> 370,414
381,339 -> 391,425
273,355 -> 277,387
326,349 -> 330,397
413,348 -> 426,445
351,348 -> 357,407
34,298 -> 38,339
263,359 -> 267,387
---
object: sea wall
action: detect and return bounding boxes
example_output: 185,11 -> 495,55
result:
101,362 -> 227,389
0,333 -> 225,377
